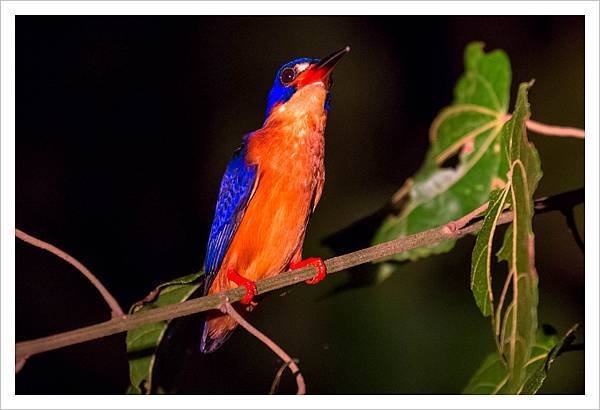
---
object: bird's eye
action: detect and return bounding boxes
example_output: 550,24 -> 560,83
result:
280,67 -> 296,85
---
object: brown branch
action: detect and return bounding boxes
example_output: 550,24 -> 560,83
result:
15,228 -> 124,318
221,301 -> 306,395
15,189 -> 583,365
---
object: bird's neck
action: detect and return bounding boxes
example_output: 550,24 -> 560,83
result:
262,84 -> 328,137
247,84 -> 328,168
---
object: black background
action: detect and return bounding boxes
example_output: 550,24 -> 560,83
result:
16,16 -> 584,394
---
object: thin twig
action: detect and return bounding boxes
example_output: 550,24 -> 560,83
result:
15,357 -> 27,373
390,178 -> 413,206
14,189 -> 583,365
561,208 -> 585,253
15,228 -> 124,318
526,119 -> 585,139
220,300 -> 306,395
270,361 -> 292,394
444,202 -> 490,234
502,115 -> 585,139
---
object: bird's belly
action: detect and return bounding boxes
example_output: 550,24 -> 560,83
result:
208,172 -> 314,294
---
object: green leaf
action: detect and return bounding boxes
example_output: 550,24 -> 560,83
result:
469,81 -> 541,319
455,42 -> 511,112
521,324 -> 579,394
126,272 -> 203,394
463,326 -> 576,394
470,187 -> 510,316
466,81 -> 543,394
499,82 -> 541,393
372,42 -> 511,262
463,349 -> 514,394
504,81 -> 542,195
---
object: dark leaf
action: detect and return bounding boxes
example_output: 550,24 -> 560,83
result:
126,272 -> 203,394
464,325 -> 578,394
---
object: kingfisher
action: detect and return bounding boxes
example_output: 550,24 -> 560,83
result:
200,46 -> 350,353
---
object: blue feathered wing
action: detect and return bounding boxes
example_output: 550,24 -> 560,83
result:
203,144 -> 258,294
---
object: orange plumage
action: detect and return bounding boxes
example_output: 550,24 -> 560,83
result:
200,47 -> 349,352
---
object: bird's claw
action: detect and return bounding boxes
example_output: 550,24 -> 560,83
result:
290,257 -> 327,285
227,268 -> 257,305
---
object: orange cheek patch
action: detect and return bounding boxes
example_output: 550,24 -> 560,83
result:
294,68 -> 329,88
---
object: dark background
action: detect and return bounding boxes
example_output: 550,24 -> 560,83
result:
16,16 -> 584,394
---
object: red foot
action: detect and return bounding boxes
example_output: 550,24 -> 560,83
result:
227,268 -> 257,305
290,257 -> 327,285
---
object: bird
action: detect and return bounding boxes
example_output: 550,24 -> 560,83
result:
200,46 -> 350,353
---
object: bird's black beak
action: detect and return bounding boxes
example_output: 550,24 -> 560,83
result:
295,46 -> 350,87
315,46 -> 351,79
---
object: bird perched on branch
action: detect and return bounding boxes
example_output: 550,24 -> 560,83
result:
200,46 -> 350,353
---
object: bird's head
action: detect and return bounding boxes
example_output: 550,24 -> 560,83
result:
264,46 -> 350,121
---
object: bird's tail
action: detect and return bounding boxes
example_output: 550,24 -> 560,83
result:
200,310 -> 238,353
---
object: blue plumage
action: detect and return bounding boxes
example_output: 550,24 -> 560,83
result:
203,142 -> 257,292
265,58 -> 319,119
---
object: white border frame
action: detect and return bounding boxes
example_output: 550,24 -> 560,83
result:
2,1 -> 598,409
